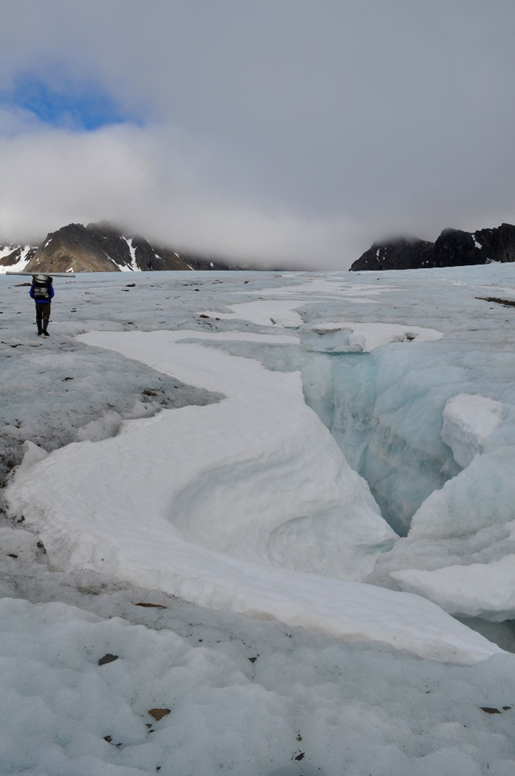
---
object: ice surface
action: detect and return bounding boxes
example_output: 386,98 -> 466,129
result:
0,525 -> 41,562
0,593 -> 513,776
0,326 -> 219,503
309,320 -> 443,349
301,320 -> 443,353
201,298 -> 306,327
9,327 -> 505,665
2,265 -> 515,773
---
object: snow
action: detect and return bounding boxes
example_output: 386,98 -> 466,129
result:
2,264 -> 515,773
1,596 -> 513,776
391,555 -> 515,620
247,277 -> 399,298
9,329 -> 395,582
303,321 -> 443,352
441,393 -> 505,468
0,245 -> 15,259
124,237 -> 139,271
201,299 -> 306,327
0,244 -> 35,273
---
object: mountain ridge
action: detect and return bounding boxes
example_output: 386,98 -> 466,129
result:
350,223 -> 515,271
3,220 -> 515,274
0,221 -> 254,274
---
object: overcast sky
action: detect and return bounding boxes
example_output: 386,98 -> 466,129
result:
0,0 -> 514,269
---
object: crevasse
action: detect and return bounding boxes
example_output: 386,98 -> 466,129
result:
301,345 -> 461,536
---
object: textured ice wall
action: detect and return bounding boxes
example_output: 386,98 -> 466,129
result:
301,326 -> 515,622
302,345 -> 462,535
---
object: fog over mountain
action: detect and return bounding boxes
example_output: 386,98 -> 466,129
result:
0,1 -> 515,268
351,223 -> 515,272
3,219 -> 515,275
0,221 -> 285,274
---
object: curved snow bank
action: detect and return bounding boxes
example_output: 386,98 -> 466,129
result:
74,330 -> 396,580
441,393 -> 505,468
5,330 -> 500,663
4,465 -> 500,664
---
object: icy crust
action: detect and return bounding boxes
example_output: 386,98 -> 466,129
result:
302,321 -> 443,353
0,596 -> 513,776
5,330 -> 502,665
391,556 -> 515,620
201,298 -> 306,327
0,325 -> 220,495
441,393 -> 505,468
0,525 -> 42,562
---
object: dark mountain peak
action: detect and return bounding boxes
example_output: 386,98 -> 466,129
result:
86,220 -> 121,235
22,221 -> 192,273
352,235 -> 434,271
378,234 -> 427,246
432,228 -> 479,267
51,222 -> 89,240
5,220 -> 251,273
350,223 -> 515,271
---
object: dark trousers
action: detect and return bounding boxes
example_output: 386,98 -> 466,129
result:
35,303 -> 51,331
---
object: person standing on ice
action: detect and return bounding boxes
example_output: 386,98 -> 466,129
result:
29,274 -> 54,336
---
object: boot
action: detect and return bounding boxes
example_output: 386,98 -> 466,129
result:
37,323 -> 43,336
42,329 -> 50,336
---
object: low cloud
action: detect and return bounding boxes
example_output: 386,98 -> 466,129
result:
0,122 -> 368,268
1,2 -> 515,268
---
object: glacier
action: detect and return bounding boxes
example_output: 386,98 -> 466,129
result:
1,264 -> 515,774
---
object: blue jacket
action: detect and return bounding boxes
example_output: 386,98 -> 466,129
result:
30,285 -> 54,303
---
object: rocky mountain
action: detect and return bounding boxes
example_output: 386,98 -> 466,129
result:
350,223 -> 515,271
0,221 -> 248,274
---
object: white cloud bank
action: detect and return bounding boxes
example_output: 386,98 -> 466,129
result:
1,0 -> 515,268
0,123 -> 363,268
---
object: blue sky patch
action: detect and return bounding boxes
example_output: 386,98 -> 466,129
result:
0,71 -> 138,131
